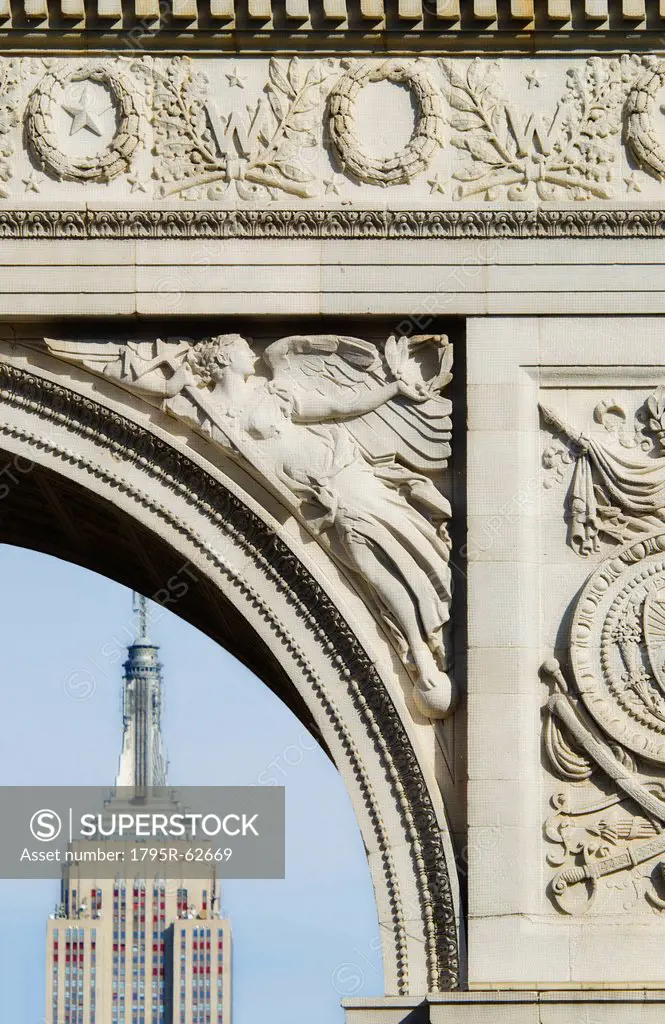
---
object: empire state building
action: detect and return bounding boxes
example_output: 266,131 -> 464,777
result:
45,596 -> 233,1024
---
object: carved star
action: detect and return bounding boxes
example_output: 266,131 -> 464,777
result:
62,86 -> 103,137
22,171 -> 43,193
323,174 -> 344,196
225,66 -> 247,89
624,172 -> 642,193
525,68 -> 543,90
127,176 -> 148,194
427,173 -> 447,195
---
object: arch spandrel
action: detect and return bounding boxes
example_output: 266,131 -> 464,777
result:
30,330 -> 457,721
0,339 -> 462,996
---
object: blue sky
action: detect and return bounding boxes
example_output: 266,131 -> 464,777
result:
0,545 -> 382,1023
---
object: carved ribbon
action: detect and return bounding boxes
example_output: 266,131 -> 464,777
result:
547,688 -> 665,823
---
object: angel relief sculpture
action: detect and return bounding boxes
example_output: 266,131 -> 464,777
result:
44,332 -> 456,719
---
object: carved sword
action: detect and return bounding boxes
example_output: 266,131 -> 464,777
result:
551,832 -> 665,911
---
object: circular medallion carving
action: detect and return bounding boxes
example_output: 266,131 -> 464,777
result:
328,60 -> 444,187
625,60 -> 665,180
25,61 -> 142,183
570,532 -> 665,763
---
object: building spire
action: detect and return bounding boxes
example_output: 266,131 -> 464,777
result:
135,591 -> 149,642
115,592 -> 168,789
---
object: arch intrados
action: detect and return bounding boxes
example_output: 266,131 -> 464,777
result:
0,452 -> 322,746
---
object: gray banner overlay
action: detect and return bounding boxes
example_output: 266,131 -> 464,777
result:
0,787 -> 285,879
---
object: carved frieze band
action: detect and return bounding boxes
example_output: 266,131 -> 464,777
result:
5,54 -> 665,207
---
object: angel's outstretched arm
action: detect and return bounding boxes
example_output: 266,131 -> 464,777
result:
291,381 -> 408,423
111,357 -> 194,400
161,362 -> 196,398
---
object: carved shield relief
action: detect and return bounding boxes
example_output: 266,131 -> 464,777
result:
569,533 -> 665,763
643,588 -> 665,699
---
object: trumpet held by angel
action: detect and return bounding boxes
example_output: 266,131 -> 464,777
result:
45,330 -> 456,719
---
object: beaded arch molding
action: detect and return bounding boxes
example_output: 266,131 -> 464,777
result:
0,359 -> 460,993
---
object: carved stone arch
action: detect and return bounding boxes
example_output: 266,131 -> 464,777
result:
0,350 -> 461,996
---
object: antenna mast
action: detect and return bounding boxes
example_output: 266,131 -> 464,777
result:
115,592 -> 167,788
133,591 -> 149,641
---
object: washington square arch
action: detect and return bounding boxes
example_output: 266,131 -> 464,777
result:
10,0 -> 665,1018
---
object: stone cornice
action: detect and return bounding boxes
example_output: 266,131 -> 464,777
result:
4,34 -> 665,55
1,0 -> 665,52
4,207 -> 665,238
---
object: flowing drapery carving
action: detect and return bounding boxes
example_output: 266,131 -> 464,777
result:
541,398 -> 665,555
44,332 -> 456,719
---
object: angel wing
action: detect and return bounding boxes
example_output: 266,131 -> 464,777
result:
354,395 -> 451,473
44,338 -> 193,398
263,334 -> 451,473
264,333 -> 381,380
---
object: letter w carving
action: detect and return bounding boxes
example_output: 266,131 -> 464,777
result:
506,104 -> 564,157
207,99 -> 272,158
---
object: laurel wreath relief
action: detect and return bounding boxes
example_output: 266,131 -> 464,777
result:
328,60 -> 444,187
25,61 -> 143,184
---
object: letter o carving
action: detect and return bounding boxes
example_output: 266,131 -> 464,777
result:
26,61 -> 142,184
625,60 -> 665,180
328,60 -> 444,187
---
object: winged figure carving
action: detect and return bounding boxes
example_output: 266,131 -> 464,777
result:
44,332 -> 455,719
